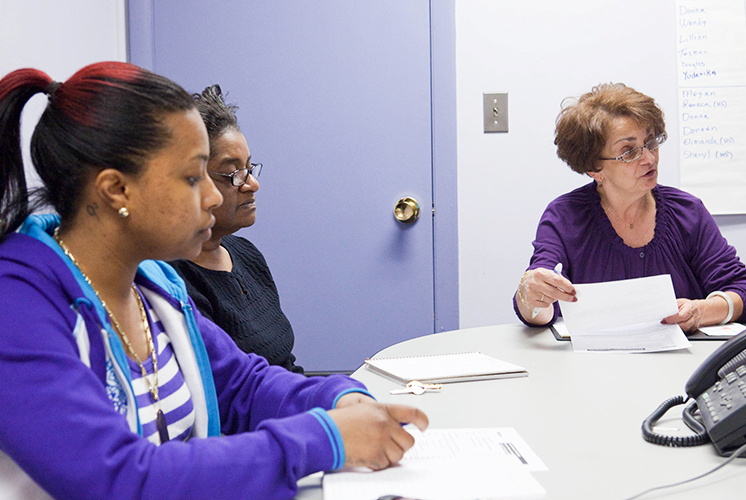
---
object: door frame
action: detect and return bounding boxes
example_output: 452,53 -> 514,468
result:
125,0 -> 459,333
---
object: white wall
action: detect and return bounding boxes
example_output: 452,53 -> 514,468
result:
456,0 -> 746,329
0,0 -> 127,186
6,0 -> 746,332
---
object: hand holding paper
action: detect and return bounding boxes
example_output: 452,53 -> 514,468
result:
559,274 -> 691,353
661,297 -> 704,333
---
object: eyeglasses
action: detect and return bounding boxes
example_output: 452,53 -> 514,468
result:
600,133 -> 667,163
209,163 -> 262,187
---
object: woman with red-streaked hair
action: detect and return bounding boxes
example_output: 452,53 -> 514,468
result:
514,83 -> 746,333
0,62 -> 427,500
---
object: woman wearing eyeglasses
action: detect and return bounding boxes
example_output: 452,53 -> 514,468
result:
169,85 -> 303,373
0,64 -> 428,499
514,83 -> 746,332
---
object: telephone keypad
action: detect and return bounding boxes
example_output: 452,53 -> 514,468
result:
697,366 -> 746,453
702,392 -> 717,420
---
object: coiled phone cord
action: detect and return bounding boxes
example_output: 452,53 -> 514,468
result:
641,395 -> 710,447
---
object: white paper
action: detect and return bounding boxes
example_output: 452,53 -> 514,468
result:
676,0 -> 746,214
698,323 -> 746,337
402,427 -> 547,471
322,427 -> 546,500
570,322 -> 690,353
559,275 -> 691,353
365,351 -> 527,385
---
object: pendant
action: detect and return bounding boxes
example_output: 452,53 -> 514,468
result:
156,409 -> 170,444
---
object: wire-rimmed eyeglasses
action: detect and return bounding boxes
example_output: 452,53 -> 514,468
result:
600,133 -> 667,163
209,163 -> 262,187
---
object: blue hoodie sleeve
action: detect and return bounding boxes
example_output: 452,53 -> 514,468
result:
0,235 -> 365,500
192,302 -> 369,432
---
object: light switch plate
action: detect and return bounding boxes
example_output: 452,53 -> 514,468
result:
483,92 -> 509,133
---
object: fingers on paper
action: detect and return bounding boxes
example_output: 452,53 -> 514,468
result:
387,404 -> 429,432
661,302 -> 685,325
330,402 -> 428,470
662,298 -> 700,332
378,405 -> 428,469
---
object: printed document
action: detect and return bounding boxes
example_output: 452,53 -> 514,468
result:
559,274 -> 691,353
323,427 -> 546,500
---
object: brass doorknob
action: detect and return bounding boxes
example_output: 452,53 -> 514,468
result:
394,197 -> 420,223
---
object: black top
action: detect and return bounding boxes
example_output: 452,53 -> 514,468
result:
169,235 -> 303,373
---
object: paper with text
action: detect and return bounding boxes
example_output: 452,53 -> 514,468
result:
322,427 -> 546,500
402,427 -> 547,471
559,275 -> 691,353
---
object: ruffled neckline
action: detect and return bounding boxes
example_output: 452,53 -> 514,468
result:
588,181 -> 668,255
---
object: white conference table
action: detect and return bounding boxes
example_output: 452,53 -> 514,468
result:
295,323 -> 746,500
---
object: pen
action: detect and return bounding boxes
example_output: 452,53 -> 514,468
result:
531,262 -> 563,319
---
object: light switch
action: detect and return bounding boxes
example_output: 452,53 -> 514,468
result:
483,92 -> 508,133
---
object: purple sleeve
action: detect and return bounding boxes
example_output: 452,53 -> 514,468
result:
0,261 -> 362,500
687,200 -> 746,322
192,305 -> 368,433
513,203 -> 564,326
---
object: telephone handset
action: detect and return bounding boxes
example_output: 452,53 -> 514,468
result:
643,330 -> 746,455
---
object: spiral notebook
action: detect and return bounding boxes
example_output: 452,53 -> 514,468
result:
364,351 -> 528,385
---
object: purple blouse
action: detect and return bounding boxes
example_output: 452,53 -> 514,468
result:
515,182 -> 746,326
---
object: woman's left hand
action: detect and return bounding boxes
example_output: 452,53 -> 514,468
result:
662,298 -> 703,333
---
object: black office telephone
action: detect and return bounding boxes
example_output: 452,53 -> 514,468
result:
642,330 -> 746,456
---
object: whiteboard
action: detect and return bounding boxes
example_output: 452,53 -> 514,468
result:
676,0 -> 746,214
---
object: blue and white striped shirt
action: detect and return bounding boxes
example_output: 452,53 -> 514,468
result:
129,287 -> 195,444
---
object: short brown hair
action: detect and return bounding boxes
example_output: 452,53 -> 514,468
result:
554,83 -> 665,174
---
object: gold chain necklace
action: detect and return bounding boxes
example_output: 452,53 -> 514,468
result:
53,227 -> 170,443
601,193 -> 652,230
605,205 -> 638,229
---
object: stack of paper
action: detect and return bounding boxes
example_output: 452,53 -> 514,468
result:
323,427 -> 546,500
559,274 -> 691,353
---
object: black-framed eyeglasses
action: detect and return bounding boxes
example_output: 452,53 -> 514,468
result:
209,163 -> 262,187
600,133 -> 667,163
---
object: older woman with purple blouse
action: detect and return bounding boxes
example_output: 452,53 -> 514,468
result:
514,83 -> 746,333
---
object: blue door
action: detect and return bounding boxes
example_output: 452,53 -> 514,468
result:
129,0 -> 449,371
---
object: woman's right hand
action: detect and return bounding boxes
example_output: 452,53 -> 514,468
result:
327,401 -> 428,470
516,267 -> 577,324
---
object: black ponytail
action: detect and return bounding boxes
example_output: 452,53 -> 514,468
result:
0,62 -> 196,240
0,69 -> 53,239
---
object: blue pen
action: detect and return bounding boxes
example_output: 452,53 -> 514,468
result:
531,262 -> 563,319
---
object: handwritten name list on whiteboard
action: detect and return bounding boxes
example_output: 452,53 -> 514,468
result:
676,0 -> 746,214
